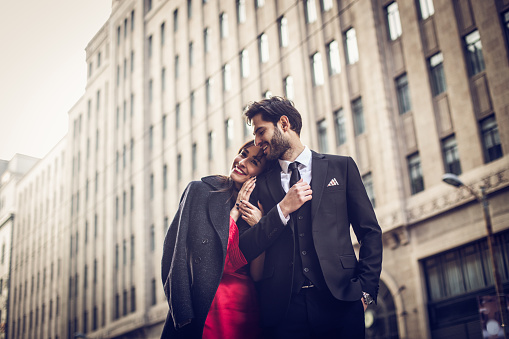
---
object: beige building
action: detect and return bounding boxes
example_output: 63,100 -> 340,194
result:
0,154 -> 38,338
6,0 -> 509,338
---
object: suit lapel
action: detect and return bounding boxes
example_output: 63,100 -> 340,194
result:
311,151 -> 328,220
208,191 -> 230,253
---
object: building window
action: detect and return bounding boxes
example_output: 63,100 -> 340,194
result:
177,154 -> 182,181
190,91 -> 195,116
396,73 -> 411,114
504,11 -> 509,50
192,143 -> 197,171
175,55 -> 179,79
237,0 -> 246,23
442,135 -> 462,175
480,116 -> 503,163
387,2 -> 402,41
220,13 -> 228,38
148,35 -> 153,58
131,10 -> 135,31
146,0 -> 152,12
161,22 -> 165,45
97,52 -> 101,68
418,0 -> 434,20
408,153 -> 424,194
188,0 -> 192,18
312,52 -> 324,86
163,164 -> 168,190
279,16 -> 289,47
189,42 -> 194,66
362,173 -> 375,208
88,62 -> 93,78
223,64 -> 231,92
130,138 -> 134,162
123,59 -> 127,79
259,33 -> 269,63
150,174 -> 154,199
116,65 -> 120,86
306,0 -> 317,23
161,68 -> 166,92
131,286 -> 136,312
327,40 -> 341,75
317,119 -> 328,153
345,28 -> 359,64
149,79 -> 153,103
204,28 -> 210,53
206,78 -> 214,105
151,279 -> 157,305
176,103 -> 180,128
264,90 -> 272,99
352,98 -> 365,136
162,114 -> 167,139
208,131 -> 215,160
334,108 -> 346,146
429,52 -> 446,96
150,225 -> 155,251
173,9 -> 178,32
284,76 -> 294,100
322,0 -> 333,11
256,0 -> 264,8
225,118 -> 234,148
464,30 -> 485,76
117,26 -> 121,45
130,185 -> 134,211
131,50 -> 134,73
241,49 -> 250,78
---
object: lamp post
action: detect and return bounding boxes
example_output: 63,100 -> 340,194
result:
443,173 -> 508,338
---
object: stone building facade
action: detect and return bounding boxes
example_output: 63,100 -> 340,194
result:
6,0 -> 509,338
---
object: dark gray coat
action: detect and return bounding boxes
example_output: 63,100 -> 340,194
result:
161,176 -> 247,338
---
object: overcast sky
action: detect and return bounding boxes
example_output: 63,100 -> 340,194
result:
0,0 -> 111,161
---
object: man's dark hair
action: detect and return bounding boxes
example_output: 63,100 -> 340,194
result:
244,96 -> 302,136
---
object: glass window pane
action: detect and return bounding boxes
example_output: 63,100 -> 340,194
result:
312,53 -> 324,86
345,28 -> 359,64
387,2 -> 402,40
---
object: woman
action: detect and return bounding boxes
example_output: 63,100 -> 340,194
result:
161,140 -> 268,338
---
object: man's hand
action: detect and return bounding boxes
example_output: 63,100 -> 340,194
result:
279,178 -> 312,217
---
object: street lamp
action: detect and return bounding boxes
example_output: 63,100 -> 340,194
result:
442,173 -> 508,338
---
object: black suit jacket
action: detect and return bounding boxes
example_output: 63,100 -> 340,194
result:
239,151 -> 383,327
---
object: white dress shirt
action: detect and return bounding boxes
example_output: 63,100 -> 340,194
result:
276,146 -> 312,224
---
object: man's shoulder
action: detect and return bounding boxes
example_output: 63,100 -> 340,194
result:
312,150 -> 351,163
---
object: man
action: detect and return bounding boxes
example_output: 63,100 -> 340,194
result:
238,97 -> 383,338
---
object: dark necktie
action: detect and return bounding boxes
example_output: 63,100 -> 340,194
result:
288,161 -> 301,188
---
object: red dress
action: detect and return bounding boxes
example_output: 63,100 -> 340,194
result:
203,217 -> 261,339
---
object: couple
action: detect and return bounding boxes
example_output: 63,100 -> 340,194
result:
161,97 -> 383,338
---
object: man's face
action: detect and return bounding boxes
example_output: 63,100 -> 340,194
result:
252,114 -> 291,160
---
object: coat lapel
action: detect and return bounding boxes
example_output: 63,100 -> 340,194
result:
311,151 -> 327,220
208,190 -> 230,252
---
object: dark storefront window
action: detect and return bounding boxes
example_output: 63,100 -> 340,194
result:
422,231 -> 509,338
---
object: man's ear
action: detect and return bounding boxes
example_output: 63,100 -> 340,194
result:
279,115 -> 290,132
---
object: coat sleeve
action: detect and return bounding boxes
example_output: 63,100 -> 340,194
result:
346,157 -> 383,302
161,182 -> 195,328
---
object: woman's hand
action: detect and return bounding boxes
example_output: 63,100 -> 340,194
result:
239,201 -> 264,227
236,176 -> 256,206
230,177 -> 256,222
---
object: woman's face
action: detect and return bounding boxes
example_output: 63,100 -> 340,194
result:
230,145 -> 267,188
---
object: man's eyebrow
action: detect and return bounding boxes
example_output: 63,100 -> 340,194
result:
253,126 -> 263,136
241,148 -> 249,155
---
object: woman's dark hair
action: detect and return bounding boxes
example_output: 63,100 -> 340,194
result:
244,96 -> 302,136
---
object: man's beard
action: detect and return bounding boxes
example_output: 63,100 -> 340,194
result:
267,127 -> 291,160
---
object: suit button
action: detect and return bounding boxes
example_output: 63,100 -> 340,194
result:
301,251 -> 307,256
202,239 -> 209,244
299,233 -> 305,237
194,257 -> 202,264
303,268 -> 309,273
298,216 -> 303,220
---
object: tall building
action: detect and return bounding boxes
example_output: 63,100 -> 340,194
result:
0,154 -> 40,338
5,0 -> 509,338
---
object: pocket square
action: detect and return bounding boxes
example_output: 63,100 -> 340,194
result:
327,178 -> 339,187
